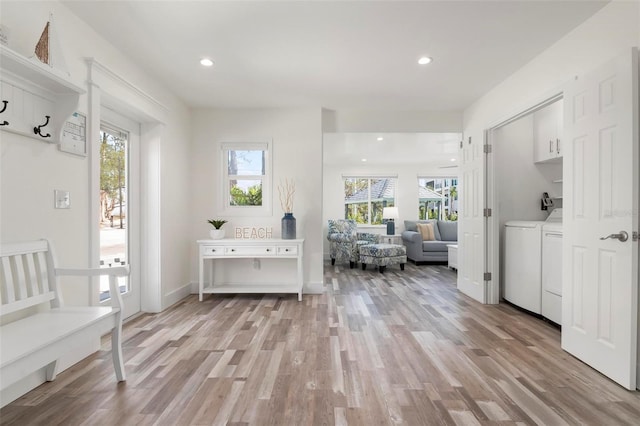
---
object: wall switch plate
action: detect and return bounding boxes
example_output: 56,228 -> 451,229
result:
54,190 -> 70,209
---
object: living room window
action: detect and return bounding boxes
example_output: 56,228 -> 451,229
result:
221,142 -> 271,216
343,176 -> 396,225
418,177 -> 458,221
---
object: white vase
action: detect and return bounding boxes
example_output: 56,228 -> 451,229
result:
210,229 -> 225,240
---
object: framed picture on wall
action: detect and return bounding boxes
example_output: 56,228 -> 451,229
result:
59,112 -> 87,156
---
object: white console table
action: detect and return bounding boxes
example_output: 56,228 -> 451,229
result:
197,238 -> 304,302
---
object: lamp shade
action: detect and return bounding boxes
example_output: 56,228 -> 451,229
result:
382,207 -> 399,220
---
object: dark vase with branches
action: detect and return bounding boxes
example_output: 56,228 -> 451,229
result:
278,179 -> 296,239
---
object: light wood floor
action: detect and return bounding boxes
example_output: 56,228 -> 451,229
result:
2,262 -> 640,425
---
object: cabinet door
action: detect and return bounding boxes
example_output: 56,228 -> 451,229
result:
551,99 -> 563,158
533,104 -> 555,162
534,100 -> 564,162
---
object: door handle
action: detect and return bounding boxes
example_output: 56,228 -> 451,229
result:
600,231 -> 628,242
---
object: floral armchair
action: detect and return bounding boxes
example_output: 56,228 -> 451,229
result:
327,219 -> 380,268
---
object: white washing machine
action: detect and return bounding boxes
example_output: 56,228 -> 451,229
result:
542,209 -> 563,325
504,219 -> 545,314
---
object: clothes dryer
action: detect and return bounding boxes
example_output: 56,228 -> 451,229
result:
542,209 -> 563,324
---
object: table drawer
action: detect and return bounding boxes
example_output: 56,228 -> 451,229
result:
277,246 -> 298,255
225,246 -> 277,256
201,246 -> 223,256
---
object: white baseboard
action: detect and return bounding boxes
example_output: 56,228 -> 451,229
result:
188,281 -> 325,295
163,282 -> 192,309
304,281 -> 325,294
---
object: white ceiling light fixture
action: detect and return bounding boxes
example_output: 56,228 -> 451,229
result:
377,137 -> 384,141
361,158 -> 367,162
200,58 -> 214,67
418,56 -> 433,65
450,158 -> 456,162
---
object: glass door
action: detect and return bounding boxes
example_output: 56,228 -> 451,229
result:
99,109 -> 140,318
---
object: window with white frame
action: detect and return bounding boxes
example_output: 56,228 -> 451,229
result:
343,176 -> 396,225
417,177 -> 458,221
220,142 -> 271,215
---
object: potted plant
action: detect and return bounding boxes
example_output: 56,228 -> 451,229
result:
207,219 -> 228,239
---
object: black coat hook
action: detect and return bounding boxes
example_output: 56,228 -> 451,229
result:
34,115 -> 51,138
0,100 -> 8,126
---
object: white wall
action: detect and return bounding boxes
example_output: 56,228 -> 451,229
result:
460,0 -> 639,302
0,1 -> 192,405
494,115 -> 561,225
464,1 -> 639,133
323,109 -> 462,133
1,1 -> 192,304
160,105 -> 193,307
190,108 -> 324,291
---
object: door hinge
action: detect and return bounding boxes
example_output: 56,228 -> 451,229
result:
483,208 -> 492,217
633,231 -> 639,242
484,144 -> 492,154
459,140 -> 463,149
484,272 -> 492,281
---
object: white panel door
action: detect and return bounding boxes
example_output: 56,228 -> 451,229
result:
562,48 -> 638,390
458,132 -> 487,303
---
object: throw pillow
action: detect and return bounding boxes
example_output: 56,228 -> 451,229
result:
416,223 -> 435,241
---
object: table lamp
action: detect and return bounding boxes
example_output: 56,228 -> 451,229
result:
382,207 -> 399,235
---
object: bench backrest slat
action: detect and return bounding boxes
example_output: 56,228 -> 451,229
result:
0,240 -> 57,315
12,254 -> 28,300
35,251 -> 50,293
1,256 -> 15,304
24,253 -> 39,297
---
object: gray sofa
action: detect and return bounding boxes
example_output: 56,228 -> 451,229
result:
401,220 -> 458,263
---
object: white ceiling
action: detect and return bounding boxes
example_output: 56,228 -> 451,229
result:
323,132 -> 461,168
62,0 -> 608,111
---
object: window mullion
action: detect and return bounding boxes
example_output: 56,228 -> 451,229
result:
368,179 -> 372,225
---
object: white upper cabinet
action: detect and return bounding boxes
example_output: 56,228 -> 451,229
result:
0,46 -> 84,144
533,99 -> 564,163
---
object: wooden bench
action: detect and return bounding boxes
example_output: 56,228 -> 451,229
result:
0,239 -> 127,395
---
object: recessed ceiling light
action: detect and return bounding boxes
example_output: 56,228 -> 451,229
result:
377,137 -> 384,141
200,58 -> 214,67
450,158 -> 456,162
418,56 -> 432,65
361,158 -> 367,162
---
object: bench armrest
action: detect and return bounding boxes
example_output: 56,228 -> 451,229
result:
55,266 -> 129,309
55,266 -> 130,277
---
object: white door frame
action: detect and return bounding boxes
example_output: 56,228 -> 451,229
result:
86,58 -> 168,312
99,110 -> 141,318
483,90 -> 564,304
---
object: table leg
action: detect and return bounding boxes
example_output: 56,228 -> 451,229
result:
198,257 -> 204,302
